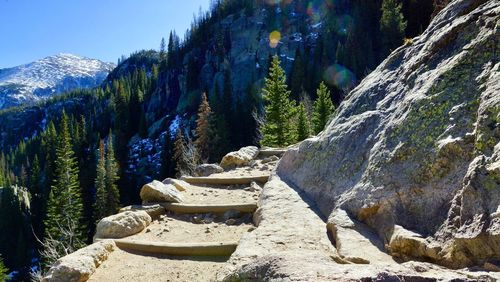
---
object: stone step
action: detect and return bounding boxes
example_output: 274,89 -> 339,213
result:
160,202 -> 257,214
113,239 -> 238,256
181,175 -> 270,185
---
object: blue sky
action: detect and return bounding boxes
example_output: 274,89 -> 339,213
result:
0,0 -> 210,68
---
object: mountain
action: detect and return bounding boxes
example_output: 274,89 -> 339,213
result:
0,53 -> 115,110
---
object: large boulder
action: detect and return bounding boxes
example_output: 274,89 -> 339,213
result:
42,240 -> 115,282
276,0 -> 499,269
220,146 -> 259,169
94,211 -> 151,239
140,180 -> 183,203
194,163 -> 224,176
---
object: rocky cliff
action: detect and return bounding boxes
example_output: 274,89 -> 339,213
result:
278,0 -> 498,269
220,0 -> 499,280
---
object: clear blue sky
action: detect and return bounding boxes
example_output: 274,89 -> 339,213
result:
0,0 -> 210,68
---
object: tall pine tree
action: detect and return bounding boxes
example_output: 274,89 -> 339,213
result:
104,132 -> 120,215
194,93 -> 212,162
43,111 -> 85,265
380,0 -> 407,57
93,140 -> 107,223
296,102 -> 310,142
260,56 -> 296,147
312,82 -> 335,134
0,254 -> 8,282
160,132 -> 175,180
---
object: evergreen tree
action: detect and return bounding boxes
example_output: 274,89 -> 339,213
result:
160,132 -> 175,180
260,56 -> 296,147
29,155 -> 43,240
159,37 -> 167,62
194,93 -> 212,162
0,254 -> 8,282
43,111 -> 85,265
173,129 -> 198,177
104,132 -> 120,216
93,140 -> 107,223
290,48 -> 305,101
312,82 -> 335,134
296,102 -> 310,142
380,0 -> 407,57
173,129 -> 188,177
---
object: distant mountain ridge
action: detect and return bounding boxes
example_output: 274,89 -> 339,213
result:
0,53 -> 115,110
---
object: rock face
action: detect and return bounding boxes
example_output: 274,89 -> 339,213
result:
276,0 -> 499,269
94,211 -> 151,239
42,240 -> 115,282
140,180 -> 184,203
220,146 -> 259,169
220,0 -> 499,280
194,164 -> 224,176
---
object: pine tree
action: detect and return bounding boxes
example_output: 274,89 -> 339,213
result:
0,254 -> 9,282
195,93 -> 212,162
43,111 -> 85,265
380,0 -> 407,57
312,82 -> 335,134
29,155 -> 43,239
93,140 -> 107,223
173,129 -> 198,177
296,102 -> 310,142
173,129 -> 188,177
104,132 -> 120,215
290,48 -> 305,101
260,55 -> 296,147
160,132 -> 175,180
159,37 -> 167,62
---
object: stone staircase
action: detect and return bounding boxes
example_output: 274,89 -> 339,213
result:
43,147 -> 281,282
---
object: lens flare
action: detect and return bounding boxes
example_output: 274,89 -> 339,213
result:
269,30 -> 281,48
323,64 -> 356,89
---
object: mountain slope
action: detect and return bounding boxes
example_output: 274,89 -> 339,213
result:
0,53 -> 114,109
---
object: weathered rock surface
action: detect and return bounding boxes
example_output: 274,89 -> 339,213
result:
220,146 -> 259,169
94,211 -> 151,239
140,180 -> 184,203
194,163 -> 224,176
221,0 -> 499,280
327,209 -> 396,264
162,178 -> 191,191
42,240 -> 115,282
219,176 -> 495,281
119,204 -> 165,218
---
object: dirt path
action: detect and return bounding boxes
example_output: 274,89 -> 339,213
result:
89,249 -> 228,282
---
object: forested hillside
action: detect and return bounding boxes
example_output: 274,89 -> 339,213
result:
0,0 -> 438,279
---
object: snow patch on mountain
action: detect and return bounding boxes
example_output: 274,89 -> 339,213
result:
0,53 -> 115,109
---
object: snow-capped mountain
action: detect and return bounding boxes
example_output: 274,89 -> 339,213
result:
0,53 -> 115,110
